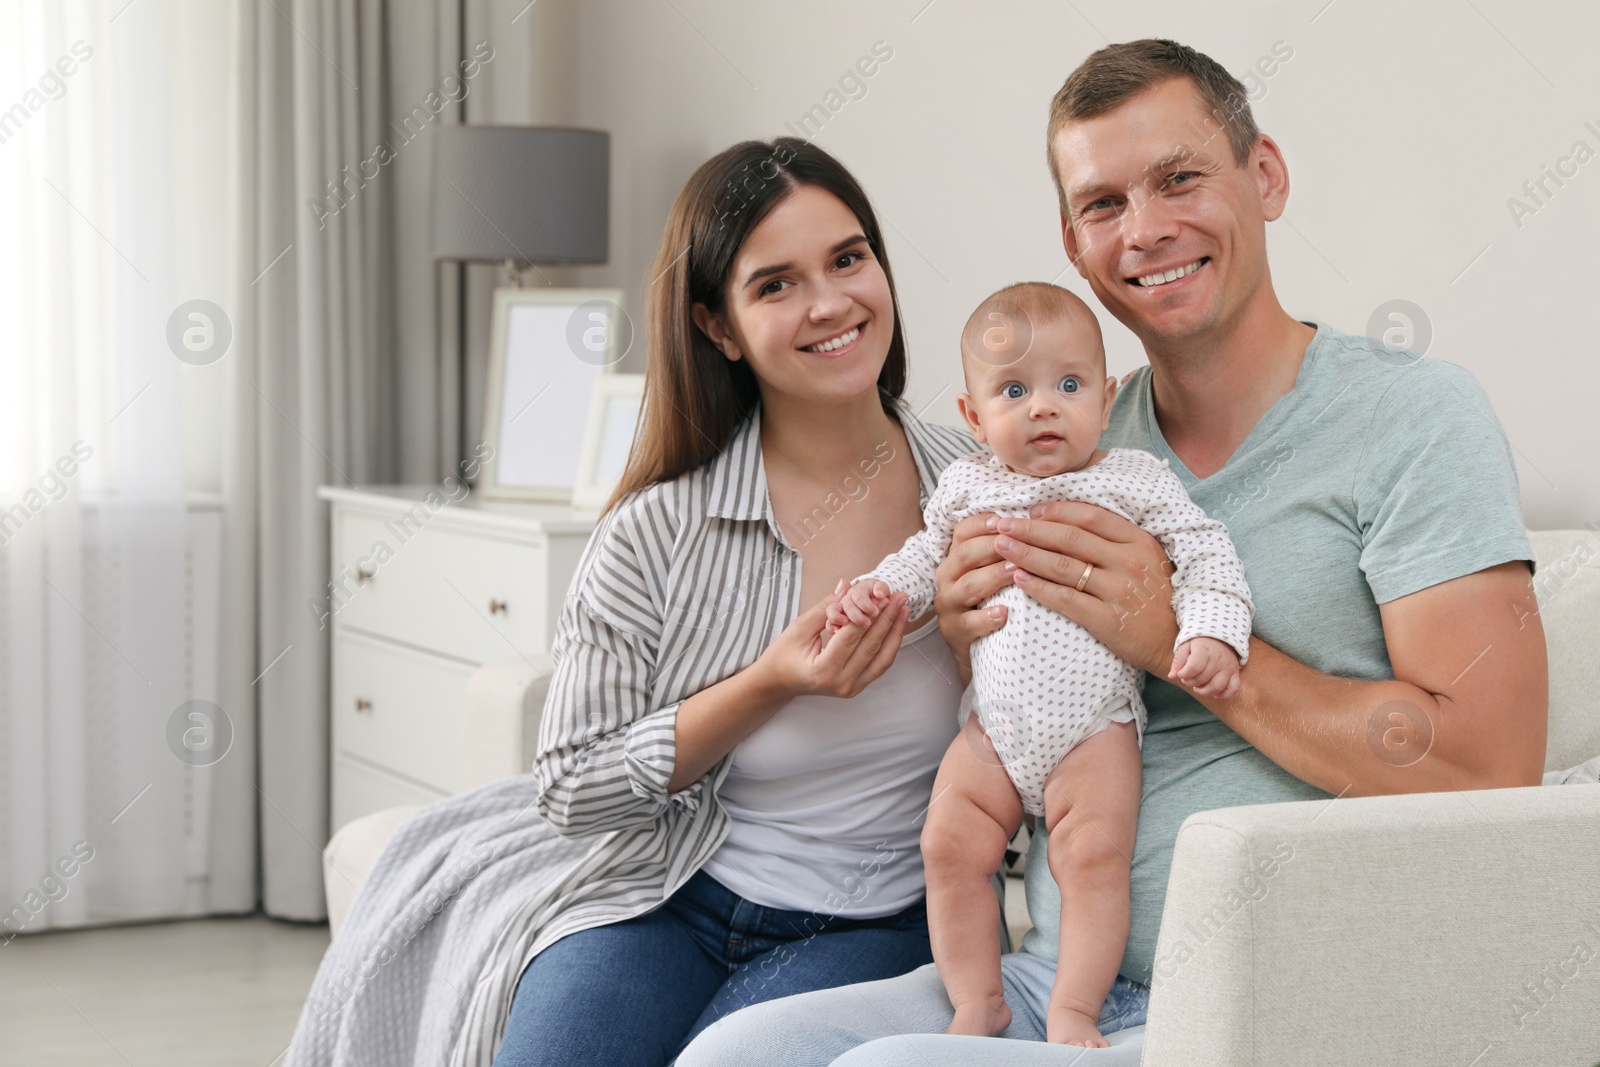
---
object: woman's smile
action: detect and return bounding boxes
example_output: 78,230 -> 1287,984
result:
801,321 -> 867,358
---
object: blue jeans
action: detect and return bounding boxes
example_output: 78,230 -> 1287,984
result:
677,952 -> 1150,1066
491,868 -> 935,1067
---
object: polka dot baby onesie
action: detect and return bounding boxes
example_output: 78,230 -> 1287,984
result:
855,447 -> 1254,817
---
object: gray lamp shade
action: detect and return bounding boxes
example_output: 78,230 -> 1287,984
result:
431,125 -> 609,264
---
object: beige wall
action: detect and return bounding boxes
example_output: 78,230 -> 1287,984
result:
561,0 -> 1598,528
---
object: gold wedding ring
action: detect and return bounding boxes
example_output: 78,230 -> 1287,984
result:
1075,563 -> 1094,592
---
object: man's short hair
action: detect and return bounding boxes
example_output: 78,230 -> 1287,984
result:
1046,39 -> 1262,215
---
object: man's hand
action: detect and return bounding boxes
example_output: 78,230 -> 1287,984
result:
933,514 -> 1014,685
989,500 -> 1180,675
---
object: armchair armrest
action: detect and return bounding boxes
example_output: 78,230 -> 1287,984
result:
1142,785 -> 1600,1067
464,655 -> 553,788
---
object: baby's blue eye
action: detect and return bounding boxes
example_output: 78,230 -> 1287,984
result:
1001,383 -> 1025,399
1060,377 -> 1080,393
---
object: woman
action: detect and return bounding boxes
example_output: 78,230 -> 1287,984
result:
489,136 -> 979,1066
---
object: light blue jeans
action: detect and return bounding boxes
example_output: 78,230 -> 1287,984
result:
675,951 -> 1148,1066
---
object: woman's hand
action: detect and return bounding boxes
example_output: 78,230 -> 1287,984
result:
992,501 -> 1180,676
753,581 -> 911,700
933,513 -> 1014,685
666,583 -> 911,793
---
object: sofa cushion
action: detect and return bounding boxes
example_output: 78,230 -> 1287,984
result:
1529,529 -> 1600,771
323,805 -> 424,939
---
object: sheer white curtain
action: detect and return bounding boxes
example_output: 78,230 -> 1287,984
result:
2,0 -> 566,930
0,0 -> 235,930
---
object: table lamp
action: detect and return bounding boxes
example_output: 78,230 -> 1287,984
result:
431,125 -> 610,285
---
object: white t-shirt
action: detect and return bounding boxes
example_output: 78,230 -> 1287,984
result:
699,616 -> 962,918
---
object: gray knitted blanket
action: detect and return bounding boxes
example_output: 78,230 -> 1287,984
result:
285,759 -> 1600,1067
284,775 -> 629,1067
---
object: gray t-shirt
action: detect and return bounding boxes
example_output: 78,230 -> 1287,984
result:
1019,321 -> 1534,986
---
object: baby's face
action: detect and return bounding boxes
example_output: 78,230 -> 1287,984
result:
957,313 -> 1116,478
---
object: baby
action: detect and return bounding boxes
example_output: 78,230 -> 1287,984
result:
827,283 -> 1254,1047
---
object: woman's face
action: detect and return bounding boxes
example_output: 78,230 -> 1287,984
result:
693,185 -> 894,408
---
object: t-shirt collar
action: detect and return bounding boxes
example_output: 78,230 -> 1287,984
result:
1138,320 -> 1328,483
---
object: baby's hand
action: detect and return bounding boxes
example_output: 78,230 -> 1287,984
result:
826,579 -> 893,635
1168,636 -> 1241,699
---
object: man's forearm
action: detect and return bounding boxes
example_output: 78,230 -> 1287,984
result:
1193,636 -> 1543,797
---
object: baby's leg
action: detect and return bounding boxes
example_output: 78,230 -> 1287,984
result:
1040,718 -> 1142,1048
920,714 -> 1025,1038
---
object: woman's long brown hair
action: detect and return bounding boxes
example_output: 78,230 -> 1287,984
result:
601,137 -> 909,516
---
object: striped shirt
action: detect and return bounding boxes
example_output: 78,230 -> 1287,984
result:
445,398 -> 975,1065
531,395 -> 974,924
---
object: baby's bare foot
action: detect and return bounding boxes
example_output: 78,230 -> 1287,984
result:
946,995 -> 1011,1037
1047,1005 -> 1109,1047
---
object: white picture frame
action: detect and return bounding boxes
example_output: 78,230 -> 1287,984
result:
572,374 -> 645,511
480,287 -> 630,502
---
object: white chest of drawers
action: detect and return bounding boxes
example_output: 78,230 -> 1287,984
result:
317,485 -> 595,832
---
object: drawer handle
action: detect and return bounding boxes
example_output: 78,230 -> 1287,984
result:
489,599 -> 508,615
355,697 -> 373,713
356,565 -> 376,583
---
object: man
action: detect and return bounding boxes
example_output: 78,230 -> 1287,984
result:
676,38 -> 1546,1066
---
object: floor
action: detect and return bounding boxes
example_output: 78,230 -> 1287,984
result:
0,915 -> 330,1066
0,889 -> 1025,1066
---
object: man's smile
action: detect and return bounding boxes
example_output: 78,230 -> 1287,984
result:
1128,256 -> 1209,288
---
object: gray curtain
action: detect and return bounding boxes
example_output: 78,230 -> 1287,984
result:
223,0 -> 571,920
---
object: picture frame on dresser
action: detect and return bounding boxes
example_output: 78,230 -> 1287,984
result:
572,373 -> 645,511
480,287 -> 629,503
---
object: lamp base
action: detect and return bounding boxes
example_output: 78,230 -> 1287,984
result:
499,258 -> 545,288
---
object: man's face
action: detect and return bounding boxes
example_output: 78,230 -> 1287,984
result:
1052,78 -> 1283,347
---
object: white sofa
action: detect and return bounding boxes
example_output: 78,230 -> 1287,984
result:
324,529 -> 1600,1065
